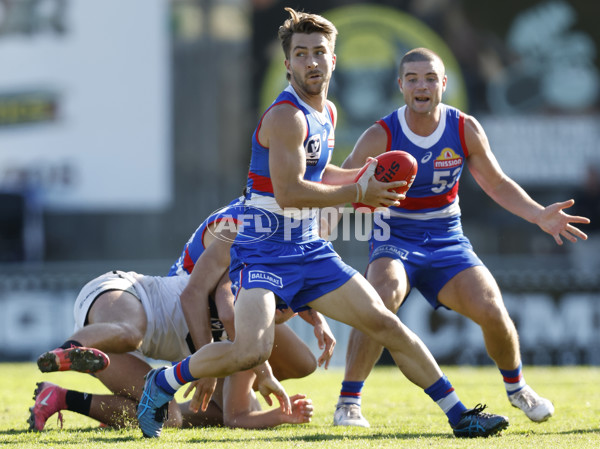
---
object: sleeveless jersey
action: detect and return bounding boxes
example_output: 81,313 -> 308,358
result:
376,103 -> 469,229
241,84 -> 335,243
168,197 -> 244,276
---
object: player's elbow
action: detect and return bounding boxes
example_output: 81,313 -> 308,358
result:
273,180 -> 306,209
179,286 -> 198,307
223,415 -> 238,428
223,412 -> 256,429
273,189 -> 296,209
219,313 -> 235,340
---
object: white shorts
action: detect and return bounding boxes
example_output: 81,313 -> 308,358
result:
73,270 -> 193,362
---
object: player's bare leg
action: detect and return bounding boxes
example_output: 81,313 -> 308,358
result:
314,273 -> 508,436
37,290 -> 147,374
334,258 -> 409,426
30,352 -> 184,430
76,290 -> 147,353
137,288 -> 279,438
439,266 -> 554,422
269,323 -> 317,381
310,274 -> 442,388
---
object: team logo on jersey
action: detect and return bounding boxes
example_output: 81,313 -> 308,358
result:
434,148 -> 462,169
248,270 -> 283,288
305,134 -> 321,166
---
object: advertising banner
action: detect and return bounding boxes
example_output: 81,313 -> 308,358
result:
0,0 -> 171,211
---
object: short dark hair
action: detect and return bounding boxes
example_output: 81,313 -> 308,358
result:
399,48 -> 445,77
278,7 -> 338,61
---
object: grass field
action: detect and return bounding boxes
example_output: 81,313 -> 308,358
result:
1,363 -> 598,448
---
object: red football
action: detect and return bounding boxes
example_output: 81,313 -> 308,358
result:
352,150 -> 418,211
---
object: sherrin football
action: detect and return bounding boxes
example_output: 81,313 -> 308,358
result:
352,150 -> 418,211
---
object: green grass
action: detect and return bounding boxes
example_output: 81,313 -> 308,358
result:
1,364 -> 599,448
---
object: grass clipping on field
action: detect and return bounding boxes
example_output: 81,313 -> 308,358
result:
2,364 -> 599,448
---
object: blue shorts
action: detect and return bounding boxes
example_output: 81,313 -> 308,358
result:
369,219 -> 483,309
230,239 -> 357,312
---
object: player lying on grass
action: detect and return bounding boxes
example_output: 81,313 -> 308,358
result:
168,197 -> 336,408
29,271 -> 325,431
29,200 -> 334,431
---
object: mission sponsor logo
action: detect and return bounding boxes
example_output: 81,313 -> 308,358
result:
434,148 -> 463,169
248,270 -> 283,288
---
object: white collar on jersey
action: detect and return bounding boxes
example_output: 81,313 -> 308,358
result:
285,84 -> 329,125
396,104 -> 447,149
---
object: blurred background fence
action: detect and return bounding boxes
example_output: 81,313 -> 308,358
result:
0,0 -> 599,365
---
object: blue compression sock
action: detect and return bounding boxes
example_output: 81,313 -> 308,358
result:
156,356 -> 197,395
500,362 -> 526,396
338,380 -> 364,406
424,375 -> 467,427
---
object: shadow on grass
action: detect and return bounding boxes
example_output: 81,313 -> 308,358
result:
0,427 -> 137,444
486,427 -> 600,437
3,424 -> 539,443
557,428 -> 600,436
186,430 -> 456,443
0,427 -> 456,443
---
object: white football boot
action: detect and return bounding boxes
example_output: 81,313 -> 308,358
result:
508,385 -> 554,422
333,403 -> 370,427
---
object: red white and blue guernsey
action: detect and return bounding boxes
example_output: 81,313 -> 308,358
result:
168,197 -> 245,276
168,197 -> 245,341
231,85 -> 356,312
369,103 -> 484,309
241,84 -> 335,244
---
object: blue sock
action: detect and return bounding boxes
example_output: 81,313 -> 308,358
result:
424,375 -> 467,427
156,356 -> 197,395
338,380 -> 364,406
500,362 -> 526,396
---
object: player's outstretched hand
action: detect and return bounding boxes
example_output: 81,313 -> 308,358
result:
297,310 -> 336,369
258,376 -> 291,414
537,199 -> 590,245
255,362 -> 291,414
313,318 -> 336,369
284,394 -> 313,424
183,377 -> 218,413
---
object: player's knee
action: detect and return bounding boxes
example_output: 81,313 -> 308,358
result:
233,341 -> 272,371
304,353 -> 318,375
375,278 -> 404,311
293,352 -> 317,378
380,311 -> 403,334
116,323 -> 145,351
475,296 -> 513,330
362,309 -> 402,344
235,352 -> 269,371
